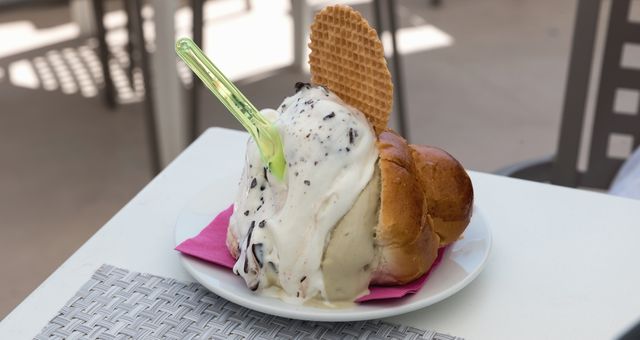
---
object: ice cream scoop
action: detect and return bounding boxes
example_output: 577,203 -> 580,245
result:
227,84 -> 378,303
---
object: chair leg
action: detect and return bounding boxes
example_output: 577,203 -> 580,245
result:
190,0 -> 204,142
92,0 -> 116,109
125,0 -> 136,82
385,0 -> 408,138
192,0 -> 204,47
291,0 -> 310,72
372,0 -> 383,36
126,0 -> 161,175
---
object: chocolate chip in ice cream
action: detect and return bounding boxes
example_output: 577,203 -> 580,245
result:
323,112 -> 335,120
295,82 -> 311,92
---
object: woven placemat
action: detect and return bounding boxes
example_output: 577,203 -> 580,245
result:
35,265 -> 463,340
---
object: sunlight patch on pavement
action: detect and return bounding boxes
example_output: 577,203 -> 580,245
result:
0,21 -> 79,59
9,59 -> 40,89
382,24 -> 453,57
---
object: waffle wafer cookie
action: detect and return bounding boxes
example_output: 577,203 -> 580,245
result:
309,5 -> 393,134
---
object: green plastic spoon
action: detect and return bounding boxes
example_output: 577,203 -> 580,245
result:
175,38 -> 286,180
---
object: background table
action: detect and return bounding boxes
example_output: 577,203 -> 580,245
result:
1,128 -> 640,339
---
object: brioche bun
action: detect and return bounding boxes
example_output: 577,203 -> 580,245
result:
409,144 -> 473,246
371,131 -> 473,285
371,131 -> 439,284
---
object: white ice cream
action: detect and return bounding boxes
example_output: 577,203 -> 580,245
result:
228,84 -> 378,304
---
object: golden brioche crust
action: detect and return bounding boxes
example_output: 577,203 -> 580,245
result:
409,145 -> 474,246
371,131 -> 439,285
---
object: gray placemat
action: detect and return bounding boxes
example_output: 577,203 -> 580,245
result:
35,265 -> 463,340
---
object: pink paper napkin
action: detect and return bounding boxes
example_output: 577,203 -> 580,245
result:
175,205 -> 446,302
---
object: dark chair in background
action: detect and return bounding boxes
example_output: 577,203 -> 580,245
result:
90,0 -> 250,174
124,0 -> 160,174
498,0 -> 640,190
91,0 -> 116,109
91,0 -> 160,173
92,0 -> 149,109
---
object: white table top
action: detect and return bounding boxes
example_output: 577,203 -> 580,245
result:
2,128 -> 640,340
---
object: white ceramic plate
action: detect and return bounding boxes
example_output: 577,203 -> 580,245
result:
175,181 -> 492,322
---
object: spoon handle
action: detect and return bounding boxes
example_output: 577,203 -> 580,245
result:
176,38 -> 286,179
176,38 -> 268,134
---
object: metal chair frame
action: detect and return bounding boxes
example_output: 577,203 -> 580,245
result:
498,0 -> 640,189
91,0 -> 116,109
92,0 -> 161,174
125,0 -> 161,174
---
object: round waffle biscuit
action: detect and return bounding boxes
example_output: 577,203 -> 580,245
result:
309,5 -> 393,134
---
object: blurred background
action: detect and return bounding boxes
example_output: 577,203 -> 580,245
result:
0,0 -> 638,319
